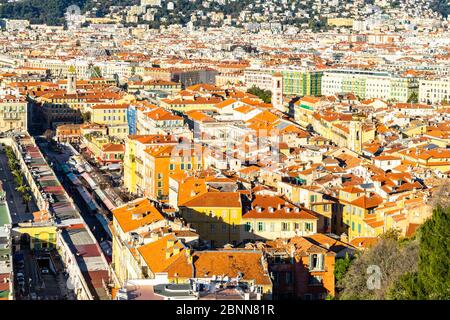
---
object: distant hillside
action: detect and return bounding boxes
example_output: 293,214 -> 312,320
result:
0,0 -> 448,27
0,0 -> 138,26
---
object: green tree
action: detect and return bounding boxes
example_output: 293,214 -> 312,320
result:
91,66 -> 102,78
247,86 -> 272,103
416,206 -> 450,299
334,253 -> 354,284
12,169 -> 22,182
386,272 -> 422,300
338,235 -> 419,300
16,184 -> 31,196
22,193 -> 32,213
407,91 -> 418,103
81,111 -> 91,123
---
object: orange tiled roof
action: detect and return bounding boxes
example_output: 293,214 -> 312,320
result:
193,250 -> 272,285
181,192 -> 241,208
138,234 -> 192,278
112,198 -> 165,233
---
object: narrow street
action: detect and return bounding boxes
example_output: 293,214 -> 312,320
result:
15,248 -> 75,300
0,146 -> 37,224
34,138 -> 112,246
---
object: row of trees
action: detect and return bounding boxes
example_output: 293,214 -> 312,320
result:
335,206 -> 450,300
4,146 -> 32,212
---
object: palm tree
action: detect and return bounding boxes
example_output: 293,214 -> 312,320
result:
16,184 -> 30,197
22,193 -> 32,213
8,158 -> 16,170
12,169 -> 21,178
12,170 -> 23,187
14,176 -> 23,188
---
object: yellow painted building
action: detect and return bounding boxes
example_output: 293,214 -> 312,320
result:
123,135 -> 178,195
339,187 -> 384,240
310,114 -> 375,154
90,104 -> 128,126
179,192 -> 242,248
327,18 -> 354,27
159,96 -> 222,112
0,96 -> 28,133
143,144 -> 205,200
277,183 -> 337,233
241,195 -> 320,242
396,147 -> 450,173
111,198 -> 167,286
18,226 -> 58,250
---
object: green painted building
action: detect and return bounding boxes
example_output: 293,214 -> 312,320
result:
280,70 -> 323,97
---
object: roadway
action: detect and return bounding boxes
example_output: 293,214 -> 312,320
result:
0,145 -> 37,224
34,138 -> 112,245
16,248 -> 74,300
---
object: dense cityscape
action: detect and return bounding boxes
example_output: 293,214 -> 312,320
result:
0,0 -> 449,303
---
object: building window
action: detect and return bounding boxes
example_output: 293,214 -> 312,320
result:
303,294 -> 313,300
169,164 -> 175,171
245,222 -> 252,232
309,253 -> 324,271
285,272 -> 293,284
257,222 -> 265,232
305,222 -> 313,232
282,222 -> 290,231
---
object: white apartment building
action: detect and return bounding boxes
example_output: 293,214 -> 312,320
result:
96,61 -> 134,82
244,68 -> 273,91
25,59 -> 91,79
0,94 -> 27,133
321,69 -> 418,102
419,78 -> 450,105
